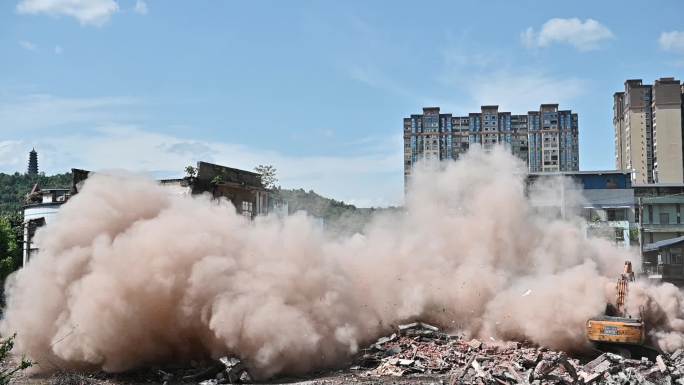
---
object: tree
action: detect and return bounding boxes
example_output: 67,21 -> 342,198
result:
254,164 -> 278,190
0,216 -> 20,286
209,175 -> 224,198
184,165 -> 197,178
0,334 -> 32,384
0,172 -> 71,216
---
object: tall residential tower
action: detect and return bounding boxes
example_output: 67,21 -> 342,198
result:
403,104 -> 579,188
614,77 -> 684,184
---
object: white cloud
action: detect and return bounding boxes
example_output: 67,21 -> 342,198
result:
348,64 -> 411,98
0,141 -> 24,169
9,126 -> 403,207
467,72 -> 585,113
54,45 -> 63,54
133,0 -> 148,15
521,18 -> 614,51
0,94 -> 139,133
520,27 -> 536,49
659,31 -> 684,54
438,44 -> 586,113
19,40 -> 37,51
0,95 -> 403,207
16,0 -> 119,26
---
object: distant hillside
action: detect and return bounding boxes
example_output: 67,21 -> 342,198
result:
0,173 -> 394,235
277,188 -> 398,235
278,188 -> 359,218
0,172 -> 72,215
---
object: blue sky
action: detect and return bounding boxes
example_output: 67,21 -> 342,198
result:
1,0 -> 683,206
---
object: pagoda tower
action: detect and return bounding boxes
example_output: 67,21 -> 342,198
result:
27,148 -> 38,176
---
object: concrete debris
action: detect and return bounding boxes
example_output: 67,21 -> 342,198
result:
468,339 -> 483,350
352,322 -> 684,384
162,356 -> 251,384
656,355 -> 668,373
218,356 -> 253,383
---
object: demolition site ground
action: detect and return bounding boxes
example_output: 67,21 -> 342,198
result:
3,322 -> 684,385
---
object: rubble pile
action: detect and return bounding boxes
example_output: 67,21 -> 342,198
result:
575,351 -> 684,385
153,356 -> 252,385
352,322 -> 684,384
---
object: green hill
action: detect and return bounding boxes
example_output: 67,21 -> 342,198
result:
0,173 -> 394,236
276,188 -> 399,235
0,172 -> 72,294
0,172 -> 72,216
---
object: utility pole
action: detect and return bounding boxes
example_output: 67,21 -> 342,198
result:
560,177 -> 566,220
638,196 -> 644,274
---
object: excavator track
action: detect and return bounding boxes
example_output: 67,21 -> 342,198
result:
591,342 -> 660,361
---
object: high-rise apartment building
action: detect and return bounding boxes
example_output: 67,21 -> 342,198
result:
403,104 -> 579,187
614,77 -> 684,184
653,78 -> 684,183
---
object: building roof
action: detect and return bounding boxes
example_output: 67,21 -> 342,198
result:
529,170 -> 631,176
194,161 -> 265,190
159,178 -> 187,184
643,236 -> 684,252
196,161 -> 261,177
655,77 -> 679,85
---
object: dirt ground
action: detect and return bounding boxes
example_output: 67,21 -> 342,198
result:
2,357 -> 451,385
9,371 -> 452,385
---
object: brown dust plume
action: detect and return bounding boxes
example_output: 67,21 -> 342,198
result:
2,148 -> 684,378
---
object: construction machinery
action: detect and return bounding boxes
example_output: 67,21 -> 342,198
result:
586,261 -> 658,360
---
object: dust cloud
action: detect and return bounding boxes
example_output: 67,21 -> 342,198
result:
2,148 -> 683,377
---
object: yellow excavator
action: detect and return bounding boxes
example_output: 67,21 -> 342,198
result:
586,261 -> 659,360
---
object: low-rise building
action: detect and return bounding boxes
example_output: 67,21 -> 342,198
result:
635,184 -> 684,244
528,170 -> 636,248
22,185 -> 70,265
642,236 -> 684,285
22,162 -> 281,266
160,161 -> 273,218
632,184 -> 684,284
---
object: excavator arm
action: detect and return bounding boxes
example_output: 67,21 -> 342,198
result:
585,261 -> 657,360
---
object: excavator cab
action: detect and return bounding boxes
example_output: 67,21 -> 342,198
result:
586,261 -> 657,360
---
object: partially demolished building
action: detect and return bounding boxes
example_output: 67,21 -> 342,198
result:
22,185 -> 70,265
160,161 -> 276,217
22,162 -> 282,266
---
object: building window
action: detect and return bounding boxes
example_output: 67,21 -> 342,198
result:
241,201 -> 253,217
606,208 -> 626,221
660,212 -> 670,225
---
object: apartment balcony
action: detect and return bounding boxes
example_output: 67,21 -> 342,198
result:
586,220 -> 633,230
640,223 -> 684,232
